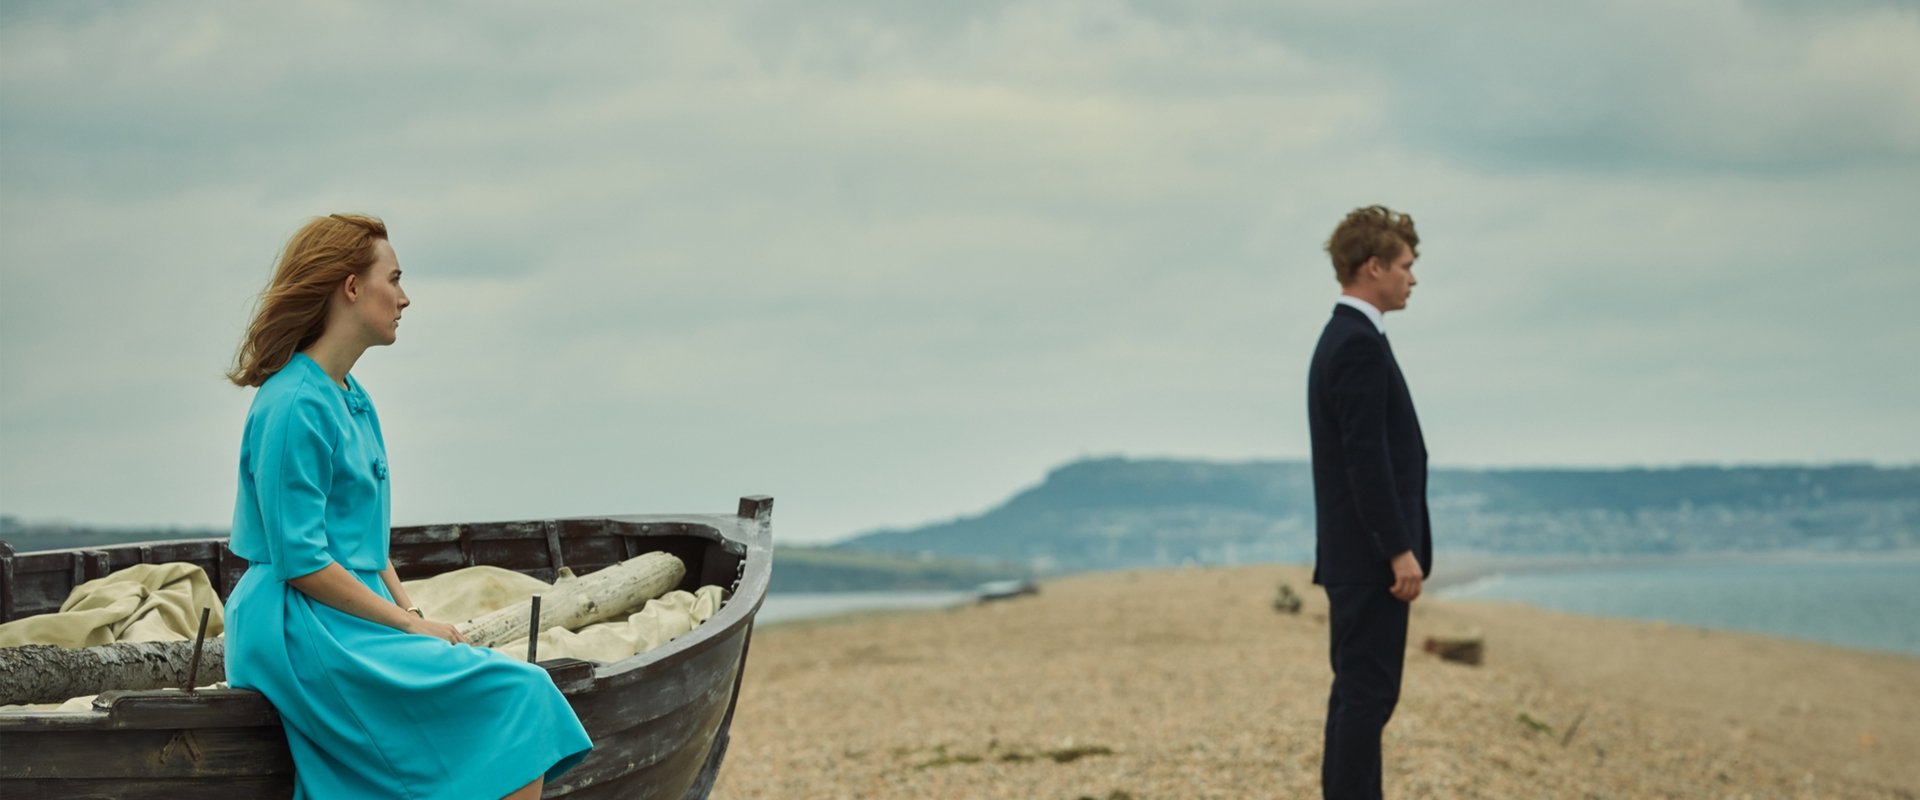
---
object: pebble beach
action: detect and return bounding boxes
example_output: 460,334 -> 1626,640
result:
710,565 -> 1919,799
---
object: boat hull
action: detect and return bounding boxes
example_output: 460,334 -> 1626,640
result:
0,498 -> 774,800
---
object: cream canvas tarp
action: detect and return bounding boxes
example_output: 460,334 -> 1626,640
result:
0,561 -> 727,712
0,563 -> 223,649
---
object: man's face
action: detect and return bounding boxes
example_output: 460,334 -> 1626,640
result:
1375,243 -> 1416,311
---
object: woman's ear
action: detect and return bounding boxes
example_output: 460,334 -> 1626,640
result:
341,273 -> 360,302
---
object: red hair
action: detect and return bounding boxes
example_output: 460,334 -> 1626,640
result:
227,214 -> 388,387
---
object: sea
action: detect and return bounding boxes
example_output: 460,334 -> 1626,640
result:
757,590 -> 975,626
760,553 -> 1920,656
1435,552 -> 1920,656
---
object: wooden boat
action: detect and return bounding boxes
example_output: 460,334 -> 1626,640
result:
0,496 -> 774,800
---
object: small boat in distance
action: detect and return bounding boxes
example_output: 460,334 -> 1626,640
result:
0,497 -> 775,800
973,578 -> 1040,603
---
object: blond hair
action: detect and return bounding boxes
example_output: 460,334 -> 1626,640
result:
1325,205 -> 1418,285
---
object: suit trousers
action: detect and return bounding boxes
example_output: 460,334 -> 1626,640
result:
1322,583 -> 1410,800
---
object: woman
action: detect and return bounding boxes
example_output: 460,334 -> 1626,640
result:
223,214 -> 592,799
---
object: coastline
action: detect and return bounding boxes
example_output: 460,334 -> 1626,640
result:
1429,547 -> 1920,594
755,590 -> 974,628
1428,549 -> 1920,656
764,549 -> 1920,654
712,565 -> 1919,799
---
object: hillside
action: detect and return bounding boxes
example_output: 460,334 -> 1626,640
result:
8,459 -> 1914,586
836,458 -> 1920,572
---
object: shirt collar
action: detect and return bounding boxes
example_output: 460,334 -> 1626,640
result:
1336,295 -> 1386,334
289,352 -> 361,403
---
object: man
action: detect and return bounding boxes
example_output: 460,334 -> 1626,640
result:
1306,205 -> 1432,800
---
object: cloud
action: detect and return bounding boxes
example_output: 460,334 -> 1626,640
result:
1401,3 -> 1920,171
1125,0 -> 1920,172
1,1 -> 1915,541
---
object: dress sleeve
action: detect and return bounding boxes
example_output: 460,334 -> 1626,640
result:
253,392 -> 338,580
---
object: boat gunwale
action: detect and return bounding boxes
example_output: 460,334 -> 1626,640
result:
0,499 -> 773,732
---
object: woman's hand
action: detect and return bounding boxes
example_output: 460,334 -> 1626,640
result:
286,565 -> 470,644
405,616 -> 467,645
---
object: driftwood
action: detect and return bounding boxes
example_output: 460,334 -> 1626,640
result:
0,552 -> 687,706
456,551 -> 685,647
0,639 -> 226,706
1423,634 -> 1485,665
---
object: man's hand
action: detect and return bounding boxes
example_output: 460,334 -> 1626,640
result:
1389,550 -> 1424,603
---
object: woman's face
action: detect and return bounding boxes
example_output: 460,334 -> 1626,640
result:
352,239 -> 410,346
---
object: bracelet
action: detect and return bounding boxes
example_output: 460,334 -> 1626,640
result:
406,606 -> 424,618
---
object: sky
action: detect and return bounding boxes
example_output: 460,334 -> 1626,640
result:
2,1 -> 1916,544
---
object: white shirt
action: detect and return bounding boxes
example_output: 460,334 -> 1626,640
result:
1337,295 -> 1386,334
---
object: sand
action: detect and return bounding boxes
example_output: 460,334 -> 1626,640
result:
709,565 -> 1919,799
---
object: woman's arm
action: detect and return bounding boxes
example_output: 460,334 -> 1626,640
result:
289,563 -> 465,644
379,564 -> 417,613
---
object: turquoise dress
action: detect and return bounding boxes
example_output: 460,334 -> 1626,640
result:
225,353 -> 592,799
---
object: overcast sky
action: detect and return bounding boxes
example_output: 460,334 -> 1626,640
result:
3,1 -> 1916,543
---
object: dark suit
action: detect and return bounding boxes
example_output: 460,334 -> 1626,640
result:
1306,302 -> 1431,800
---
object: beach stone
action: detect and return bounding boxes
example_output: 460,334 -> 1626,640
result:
1272,583 -> 1304,614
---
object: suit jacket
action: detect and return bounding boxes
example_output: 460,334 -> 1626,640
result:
1307,303 -> 1432,585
